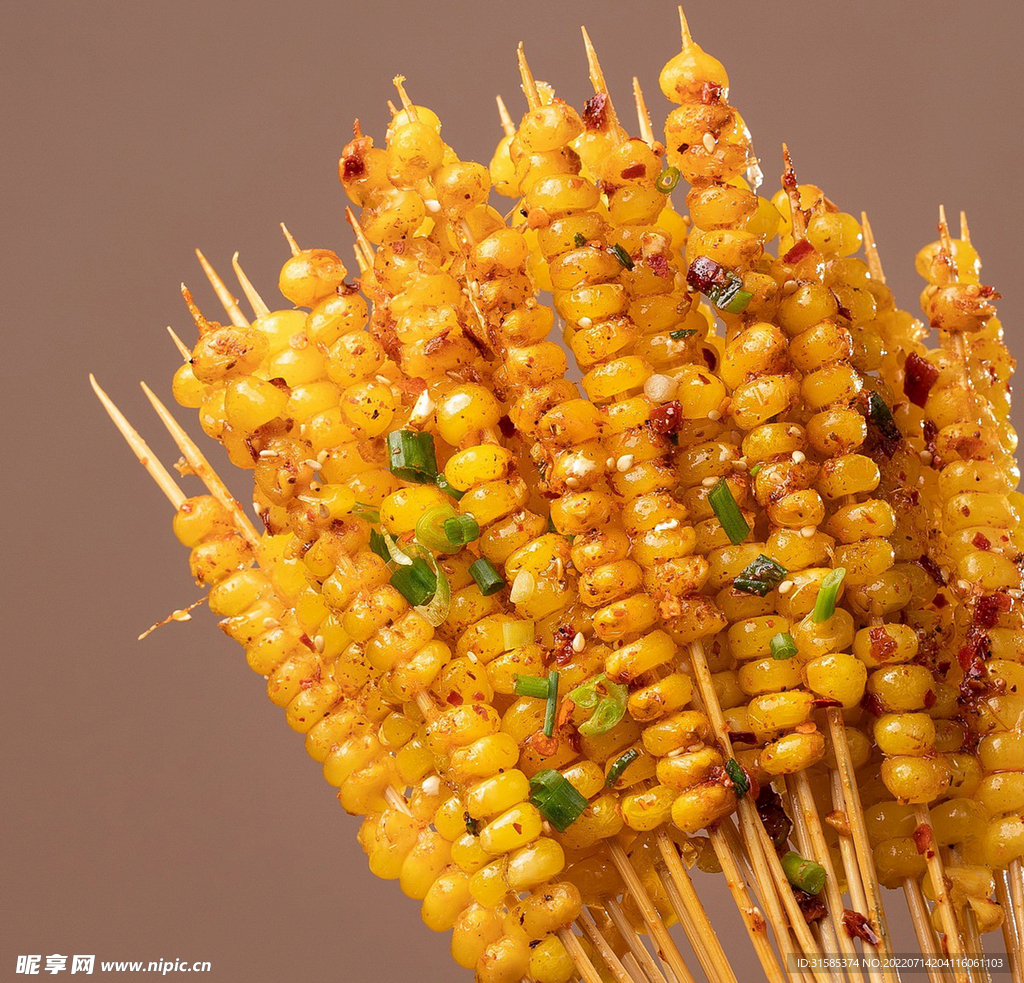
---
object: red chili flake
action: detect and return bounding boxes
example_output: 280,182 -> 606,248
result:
812,697 -> 843,708
649,401 -> 683,435
843,910 -> 881,945
391,240 -> 406,255
916,555 -> 946,585
922,419 -> 939,456
912,823 -> 934,856
701,346 -> 719,372
550,624 -> 576,666
648,253 -> 670,279
341,154 -> 365,179
446,692 -> 464,706
903,352 -> 940,407
782,240 -> 816,265
923,689 -> 936,709
298,633 -> 317,652
975,591 -> 1011,629
972,533 -> 992,551
794,890 -> 827,924
497,414 -> 516,438
686,255 -> 725,293
728,731 -> 757,746
868,626 -> 898,662
620,161 -> 646,179
860,692 -> 884,717
700,81 -> 724,105
831,289 -> 853,321
512,822 -> 523,834
582,92 -> 609,131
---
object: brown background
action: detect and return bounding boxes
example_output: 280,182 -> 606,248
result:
3,1 -> 1021,980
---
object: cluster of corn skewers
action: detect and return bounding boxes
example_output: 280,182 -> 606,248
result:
92,11 -> 1024,983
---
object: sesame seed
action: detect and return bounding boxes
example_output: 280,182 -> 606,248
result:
578,316 -> 593,328
919,450 -> 933,465
605,457 -> 615,469
252,502 -> 262,516
644,373 -> 678,403
411,389 -> 435,423
259,449 -> 277,458
801,525 -> 817,538
304,459 -> 320,470
424,199 -> 441,213
421,776 -> 441,796
707,410 -> 722,421
777,580 -> 794,595
702,132 -> 717,154
313,635 -> 326,653
572,632 -> 586,653
565,476 -> 580,488
782,278 -> 798,296
616,454 -> 635,472
733,459 -> 748,470
262,617 -> 279,629
791,451 -> 806,464
702,476 -> 718,487
467,651 -> 479,664
655,518 -> 680,532
509,570 -> 536,604
957,579 -> 971,593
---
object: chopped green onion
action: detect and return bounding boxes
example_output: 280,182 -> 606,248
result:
812,568 -> 847,623
748,462 -> 763,477
669,327 -> 698,340
713,276 -> 754,314
502,619 -> 535,652
387,430 -> 438,484
465,814 -> 479,836
569,673 -> 628,737
543,670 -> 560,738
416,504 -> 461,553
514,674 -> 550,699
444,513 -> 480,547
387,539 -> 451,626
605,748 -> 640,787
470,558 -> 505,596
782,851 -> 826,896
708,479 -> 750,545
770,632 -> 798,661
867,391 -> 901,443
369,528 -> 390,561
734,554 -> 788,596
352,502 -> 381,523
724,758 -> 750,798
655,166 -> 682,193
611,243 -> 635,271
574,232 -> 588,247
528,769 -> 588,832
435,471 -> 465,500
390,557 -> 437,607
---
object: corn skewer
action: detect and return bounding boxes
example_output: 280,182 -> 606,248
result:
603,899 -> 671,983
995,873 -> 1023,983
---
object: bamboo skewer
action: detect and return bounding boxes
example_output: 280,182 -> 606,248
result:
231,252 -> 271,317
632,77 -> 656,147
1009,864 -> 1024,967
280,222 -> 300,256
996,872 -> 1023,983
580,26 -> 618,125
517,43 -> 541,110
579,908 -> 635,983
166,326 -> 191,361
605,897 -> 671,983
903,877 -> 951,983
495,94 -> 515,137
557,928 -> 605,983
90,375 -> 187,509
194,248 -> 249,327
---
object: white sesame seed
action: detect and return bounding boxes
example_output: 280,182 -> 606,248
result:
702,476 -> 718,487
421,775 -> 441,796
801,525 -> 817,538
411,388 -> 435,423
791,451 -> 806,464
262,617 -> 279,629
616,454 -> 635,473
313,635 -> 326,653
259,449 -> 277,459
957,579 -> 972,593
424,198 -> 441,213
572,632 -> 586,653
509,570 -> 536,604
605,457 -> 615,469
702,132 -> 717,154
919,450 -> 933,465
707,410 -> 722,421
466,651 -> 479,664
733,459 -> 748,470
304,459 -> 321,470
644,373 -> 678,403
578,316 -> 593,328
252,502 -> 262,516
655,518 -> 680,532
777,580 -> 794,595
565,476 -> 580,488
375,374 -> 392,385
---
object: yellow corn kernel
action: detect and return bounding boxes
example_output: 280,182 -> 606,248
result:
380,485 -> 452,535
507,837 -> 566,892
422,867 -> 473,932
529,936 -> 575,983
747,690 -> 815,740
867,664 -> 935,712
466,770 -> 531,820
451,903 -> 504,970
760,731 -> 825,775
627,673 -> 694,723
671,783 -> 736,835
881,755 -> 951,804
479,803 -> 543,856
444,445 -> 514,491
804,652 -> 866,708
400,829 -> 452,901
641,709 -> 711,757
874,836 -> 927,889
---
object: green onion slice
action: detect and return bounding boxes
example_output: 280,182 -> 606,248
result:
655,166 -> 681,193
352,502 -> 381,523
514,674 -> 550,699
470,558 -> 505,596
669,327 -> 698,340
770,632 -> 798,661
748,462 -> 763,477
416,504 -> 461,553
708,479 -> 750,545
387,430 -> 438,484
386,539 -> 451,627
605,747 -> 640,787
444,514 -> 480,547
568,673 -> 628,737
435,471 -> 465,500
812,567 -> 847,623
782,851 -> 826,896
390,557 -> 436,607
528,769 -> 588,832
724,758 -> 750,798
734,554 -> 788,596
369,528 -> 390,561
542,669 -> 560,738
867,391 -> 901,443
611,243 -> 635,270
573,232 -> 588,248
